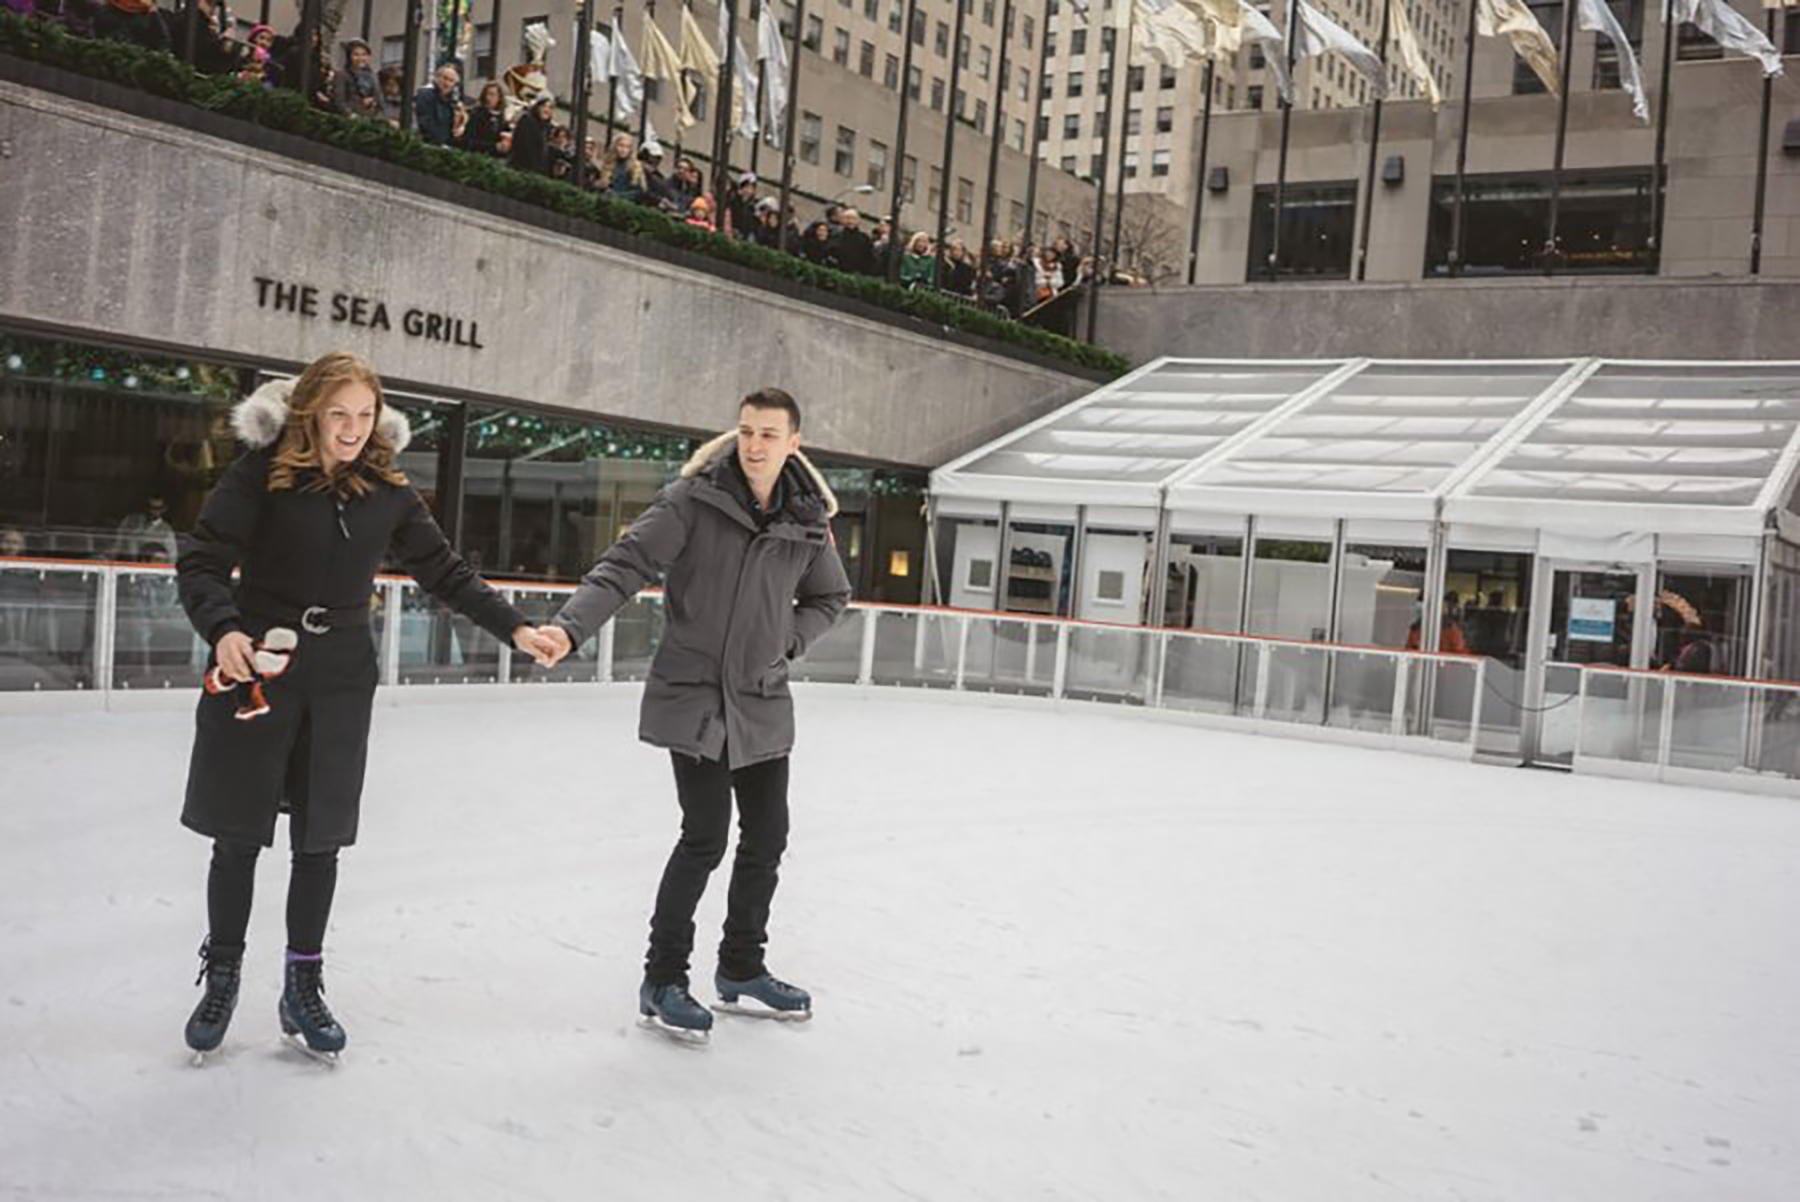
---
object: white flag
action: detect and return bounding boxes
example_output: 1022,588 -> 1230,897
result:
1577,0 -> 1648,121
1237,0 -> 1293,104
1670,0 -> 1784,77
1294,0 -> 1388,100
641,16 -> 697,129
587,25 -> 611,83
1181,0 -> 1243,59
1388,0 -> 1442,109
1477,0 -> 1560,95
758,4 -> 790,135
1133,0 -> 1213,65
734,36 -> 760,137
611,22 -> 646,118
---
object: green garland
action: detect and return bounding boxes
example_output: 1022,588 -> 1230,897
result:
0,13 -> 1128,375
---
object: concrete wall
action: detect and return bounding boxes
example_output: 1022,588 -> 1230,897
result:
0,80 -> 1093,468
1094,277 -> 1800,363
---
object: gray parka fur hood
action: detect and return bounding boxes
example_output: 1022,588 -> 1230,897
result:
230,377 -> 413,452
680,430 -> 839,519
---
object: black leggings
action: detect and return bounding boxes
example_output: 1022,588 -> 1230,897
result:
206,840 -> 339,957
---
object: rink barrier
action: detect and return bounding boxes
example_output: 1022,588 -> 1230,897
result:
3,559 -> 1796,797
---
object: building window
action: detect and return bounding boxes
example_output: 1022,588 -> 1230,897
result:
868,139 -> 889,190
1249,43 -> 1265,70
979,45 -> 992,80
1247,181 -> 1358,280
1022,13 -> 1035,48
983,0 -> 996,24
957,177 -> 975,223
1151,149 -> 1171,177
885,52 -> 900,89
381,34 -> 405,68
1046,28 -> 1057,54
1124,152 -> 1139,178
1018,64 -> 1031,100
1071,27 -> 1088,55
1128,64 -> 1145,92
1009,199 -> 1026,233
1068,70 -> 1083,97
912,8 -> 926,43
929,165 -> 944,211
1156,105 -> 1174,133
804,14 -> 822,50
860,39 -> 876,77
863,0 -> 878,19
1160,64 -> 1177,89
1011,118 -> 1026,150
975,97 -> 988,132
1090,153 -> 1105,177
472,23 -> 495,79
833,28 -> 850,65
908,65 -> 923,100
902,154 -> 919,202
800,111 -> 822,163
935,19 -> 949,55
835,125 -> 857,177
1041,71 -> 1054,98
931,77 -> 946,110
889,0 -> 904,32
1676,18 -> 1725,60
1037,113 -> 1050,140
1060,154 -> 1077,173
1424,169 -> 1659,275
959,33 -> 971,67
1063,113 -> 1081,138
1125,108 -> 1142,135
1591,0 -> 1643,91
1247,84 -> 1263,109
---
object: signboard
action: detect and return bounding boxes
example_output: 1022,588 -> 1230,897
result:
1568,596 -> 1618,643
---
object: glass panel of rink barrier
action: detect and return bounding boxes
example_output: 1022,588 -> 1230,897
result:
789,608 -> 864,684
0,563 -> 100,691
961,618 -> 1058,697
1667,679 -> 1753,774
1576,672 -> 1665,765
1471,659 -> 1526,758
1752,689 -> 1800,779
1422,659 -> 1479,744
1064,625 -> 1151,704
395,587 -> 503,685
1325,649 -> 1400,734
1159,634 -> 1244,716
609,595 -> 668,682
869,609 -> 961,688
1256,642 -> 1330,725
111,568 -> 207,691
508,589 -> 599,684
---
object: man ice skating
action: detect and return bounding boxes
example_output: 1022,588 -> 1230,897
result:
537,389 -> 850,1041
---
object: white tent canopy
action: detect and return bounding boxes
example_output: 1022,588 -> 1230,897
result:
931,358 -> 1800,541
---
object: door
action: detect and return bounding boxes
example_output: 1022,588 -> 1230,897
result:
1524,561 -> 1653,768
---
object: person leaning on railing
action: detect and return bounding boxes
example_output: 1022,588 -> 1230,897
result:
900,232 -> 937,290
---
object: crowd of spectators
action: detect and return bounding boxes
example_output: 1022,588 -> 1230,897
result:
12,0 -> 1126,320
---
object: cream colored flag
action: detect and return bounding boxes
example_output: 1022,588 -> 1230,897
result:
1180,0 -> 1243,58
678,3 -> 720,114
1389,0 -> 1442,108
641,16 -> 696,129
1134,0 -> 1213,65
1476,0 -> 1560,96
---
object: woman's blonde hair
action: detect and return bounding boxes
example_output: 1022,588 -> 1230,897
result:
267,351 -> 408,497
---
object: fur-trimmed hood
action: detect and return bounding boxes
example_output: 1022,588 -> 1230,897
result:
231,377 -> 413,453
681,431 -> 839,519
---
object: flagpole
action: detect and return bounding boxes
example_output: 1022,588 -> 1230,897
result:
1107,0 -> 1139,271
483,0 -> 497,75
602,6 -> 620,149
1021,0 -> 1056,253
1447,0 -> 1479,276
639,0 -> 655,144
1085,18 -> 1121,340
714,0 -> 742,201
887,0 -> 924,279
751,0 -> 767,178
1268,0 -> 1301,281
1541,0 -> 1578,276
777,0 -> 807,252
1749,5 -> 1777,275
1354,0 -> 1392,281
979,0 -> 1018,264
1184,58 -> 1215,284
1648,0 -> 1675,268
572,0 -> 594,163
401,0 -> 422,129
934,0 -> 972,285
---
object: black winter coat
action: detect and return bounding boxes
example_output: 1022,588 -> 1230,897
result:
176,389 -> 524,851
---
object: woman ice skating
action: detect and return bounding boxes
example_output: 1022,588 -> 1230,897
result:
176,351 -> 558,1065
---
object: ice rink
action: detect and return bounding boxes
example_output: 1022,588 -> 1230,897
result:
3,687 -> 1797,1201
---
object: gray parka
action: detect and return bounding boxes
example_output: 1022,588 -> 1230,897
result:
553,433 -> 853,769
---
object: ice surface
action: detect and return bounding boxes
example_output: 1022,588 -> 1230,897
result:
2,688 -> 1797,1200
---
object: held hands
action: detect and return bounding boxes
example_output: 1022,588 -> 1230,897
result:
214,631 -> 257,683
513,624 -> 576,668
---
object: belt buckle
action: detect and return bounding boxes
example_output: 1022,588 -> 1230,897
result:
300,606 -> 331,635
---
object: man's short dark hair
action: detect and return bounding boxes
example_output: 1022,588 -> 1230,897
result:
739,388 -> 801,433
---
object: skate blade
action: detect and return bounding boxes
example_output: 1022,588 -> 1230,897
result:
281,1032 -> 342,1067
637,1014 -> 710,1046
189,1048 -> 214,1068
713,998 -> 812,1023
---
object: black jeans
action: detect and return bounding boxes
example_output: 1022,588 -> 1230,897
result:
206,839 -> 339,957
645,751 -> 791,987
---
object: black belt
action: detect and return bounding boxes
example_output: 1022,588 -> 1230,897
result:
238,589 -> 372,634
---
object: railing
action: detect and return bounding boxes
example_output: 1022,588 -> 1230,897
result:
1573,665 -> 1800,795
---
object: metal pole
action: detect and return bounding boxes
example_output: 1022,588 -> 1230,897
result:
601,6 -> 620,150
1354,0 -> 1392,282
886,0 -> 924,279
1447,0 -> 1479,276
751,0 -> 766,178
1107,1 -> 1138,270
777,0 -> 807,253
978,0 -> 1017,262
571,0 -> 593,167
1268,0 -> 1301,280
1084,21 -> 1119,340
1542,0 -> 1579,275
183,0 -> 200,66
935,0 -> 973,285
1021,0 -> 1056,251
360,0 -> 373,43
401,0 -> 422,130
1749,7 -> 1777,275
1184,58 -> 1216,285
1648,0 -> 1676,266
639,1 -> 655,145
297,0 -> 319,102
713,0 -> 743,202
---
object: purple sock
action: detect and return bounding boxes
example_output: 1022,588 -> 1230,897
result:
285,949 -> 323,964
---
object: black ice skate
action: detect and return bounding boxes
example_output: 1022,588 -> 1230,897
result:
714,971 -> 812,1022
278,953 -> 346,1065
184,938 -> 243,1065
638,979 -> 713,1044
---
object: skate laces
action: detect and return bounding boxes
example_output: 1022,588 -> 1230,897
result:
291,962 -> 337,1029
